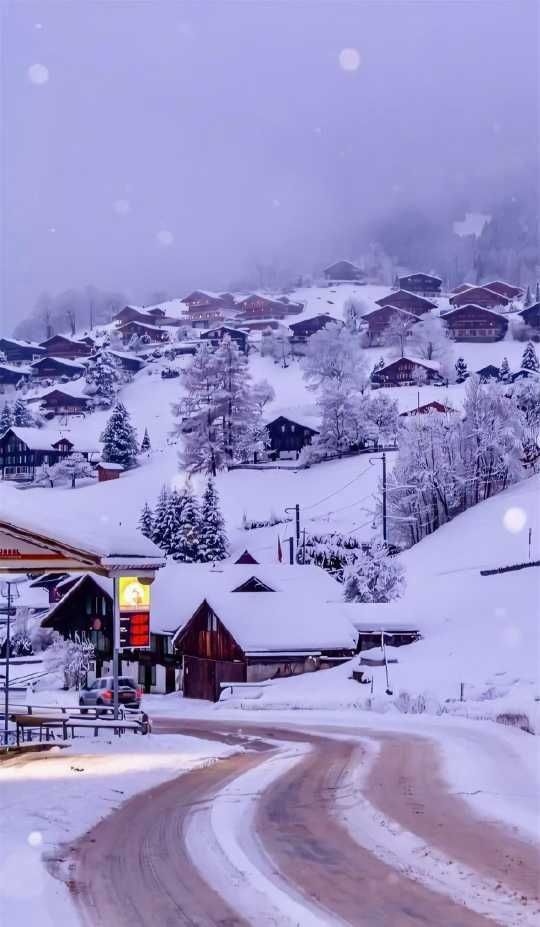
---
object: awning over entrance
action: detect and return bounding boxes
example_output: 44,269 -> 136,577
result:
0,514 -> 165,576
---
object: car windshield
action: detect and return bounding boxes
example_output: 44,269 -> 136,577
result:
119,677 -> 137,689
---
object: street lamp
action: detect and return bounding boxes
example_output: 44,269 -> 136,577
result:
1,575 -> 26,747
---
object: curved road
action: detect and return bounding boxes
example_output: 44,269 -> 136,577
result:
64,718 -> 539,927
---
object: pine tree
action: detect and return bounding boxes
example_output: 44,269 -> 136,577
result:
343,543 -> 405,603
524,285 -> 532,307
499,356 -> 511,382
455,356 -> 468,383
151,485 -> 172,551
175,485 -> 201,562
141,427 -> 151,453
536,281 -> 540,304
86,354 -> 117,406
0,402 -> 13,434
100,402 -> 139,467
138,501 -> 154,539
199,478 -> 228,561
164,487 -> 187,558
521,341 -> 539,372
12,398 -> 35,427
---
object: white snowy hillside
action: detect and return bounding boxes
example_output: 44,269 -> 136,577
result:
228,475 -> 540,731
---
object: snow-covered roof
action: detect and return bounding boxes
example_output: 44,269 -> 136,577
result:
379,355 -> 441,373
362,305 -> 416,320
0,363 -> 32,375
0,426 -> 81,450
399,272 -> 442,284
31,356 -> 86,370
152,562 -> 341,634
339,601 -> 422,632
38,381 -> 91,401
0,337 -> 44,350
97,462 -> 124,470
40,334 -> 89,347
197,592 -> 358,653
442,303 -> 506,321
117,321 -> 164,333
42,573 -> 114,625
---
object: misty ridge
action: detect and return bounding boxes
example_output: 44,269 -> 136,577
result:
3,0 -> 539,338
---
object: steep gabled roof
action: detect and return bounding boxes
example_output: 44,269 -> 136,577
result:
375,290 -> 437,310
31,355 -> 86,370
442,303 -> 508,322
449,285 -> 509,306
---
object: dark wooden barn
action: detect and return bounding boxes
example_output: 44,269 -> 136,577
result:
113,305 -> 156,325
0,364 -> 32,386
323,260 -> 366,282
483,281 -> 522,300
442,305 -> 508,342
519,303 -> 540,329
476,364 -> 501,383
200,326 -> 248,353
0,427 -> 90,480
118,320 -> 170,344
40,334 -> 93,359
398,273 -> 442,296
266,414 -> 319,458
449,286 -> 510,309
0,338 -> 46,364
38,388 -> 91,416
361,306 -> 417,345
181,290 -> 226,310
237,294 -> 301,320
39,573 -> 179,692
106,350 -> 146,372
375,290 -> 436,316
371,356 -> 444,387
31,356 -> 86,380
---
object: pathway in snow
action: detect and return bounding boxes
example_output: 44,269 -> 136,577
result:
58,717 -> 539,926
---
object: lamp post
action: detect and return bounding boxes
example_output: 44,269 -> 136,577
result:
1,576 -> 24,747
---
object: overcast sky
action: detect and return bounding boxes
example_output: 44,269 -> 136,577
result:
1,0 -> 537,326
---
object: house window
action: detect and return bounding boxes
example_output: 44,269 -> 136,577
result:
281,425 -> 286,433
206,611 -> 217,632
291,425 -> 296,433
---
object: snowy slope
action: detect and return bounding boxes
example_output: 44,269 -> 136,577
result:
225,475 -> 540,731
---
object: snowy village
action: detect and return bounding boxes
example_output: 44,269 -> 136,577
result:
1,3 -> 539,927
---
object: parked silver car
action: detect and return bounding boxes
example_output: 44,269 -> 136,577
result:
79,676 -> 142,711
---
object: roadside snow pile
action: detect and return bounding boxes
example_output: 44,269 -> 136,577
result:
220,476 -> 540,732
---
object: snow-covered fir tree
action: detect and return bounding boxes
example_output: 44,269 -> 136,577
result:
371,357 -> 385,378
499,356 -> 511,382
343,543 -> 405,603
199,478 -> 228,561
12,398 -> 35,427
86,353 -> 118,407
174,484 -> 201,562
165,487 -> 188,559
138,501 -> 154,539
151,485 -> 172,551
521,341 -> 539,372
524,285 -> 532,307
100,402 -> 139,467
172,342 -> 225,476
536,281 -> 540,303
455,356 -> 468,383
0,402 -> 13,433
141,428 -> 151,453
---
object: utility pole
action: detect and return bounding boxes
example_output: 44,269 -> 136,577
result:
382,452 -> 387,544
113,576 -> 120,721
285,504 -> 301,548
288,537 -> 294,565
3,583 -> 12,747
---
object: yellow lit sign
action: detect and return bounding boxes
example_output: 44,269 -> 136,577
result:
118,576 -> 151,612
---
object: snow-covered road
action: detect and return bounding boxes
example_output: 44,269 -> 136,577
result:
59,717 -> 539,927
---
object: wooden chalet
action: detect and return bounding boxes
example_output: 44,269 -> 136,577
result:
37,387 -> 91,417
0,338 -> 45,364
400,401 -> 455,417
449,286 -> 510,309
442,304 -> 508,342
181,290 -> 227,311
484,281 -> 523,300
398,273 -> 442,296
113,305 -> 155,325
451,283 -> 475,294
323,260 -> 366,283
40,334 -> 92,359
118,320 -> 170,345
375,290 -> 436,316
361,305 -> 417,346
78,335 -> 96,349
0,364 -> 32,386
266,414 -> 319,458
39,573 -> 178,692
106,350 -> 146,372
183,308 -> 225,329
168,563 -> 357,701
31,356 -> 86,380
238,294 -> 303,321
371,356 -> 444,387
476,364 -> 500,383
510,368 -> 540,383
519,303 -> 540,329
199,326 -> 248,353
0,427 -> 92,481
289,314 -> 337,350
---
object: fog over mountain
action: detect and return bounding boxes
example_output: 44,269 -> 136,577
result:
2,0 -> 538,332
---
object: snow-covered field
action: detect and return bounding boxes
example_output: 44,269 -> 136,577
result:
0,730 -> 237,927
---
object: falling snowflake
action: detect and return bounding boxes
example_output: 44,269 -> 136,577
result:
156,229 -> 174,246
27,63 -> 49,85
27,831 -> 43,847
338,48 -> 361,72
113,199 -> 131,215
502,506 -> 527,534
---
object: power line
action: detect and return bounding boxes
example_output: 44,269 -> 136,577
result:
302,465 -> 372,512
